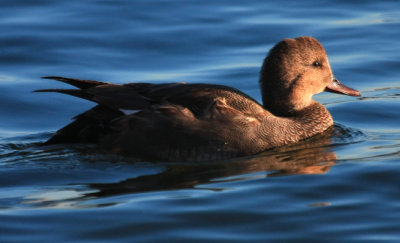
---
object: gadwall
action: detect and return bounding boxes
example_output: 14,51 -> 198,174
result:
37,36 -> 360,161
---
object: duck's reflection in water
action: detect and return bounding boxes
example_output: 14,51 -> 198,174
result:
87,126 -> 337,198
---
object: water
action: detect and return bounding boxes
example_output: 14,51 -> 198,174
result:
1,0 -> 400,241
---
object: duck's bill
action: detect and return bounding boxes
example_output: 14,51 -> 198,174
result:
325,78 -> 361,97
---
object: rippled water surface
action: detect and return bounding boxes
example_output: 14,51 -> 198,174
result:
1,0 -> 400,242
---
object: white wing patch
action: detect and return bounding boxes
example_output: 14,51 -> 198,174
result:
120,109 -> 141,115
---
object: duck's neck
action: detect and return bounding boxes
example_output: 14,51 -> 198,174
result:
258,101 -> 334,148
261,89 -> 314,117
262,94 -> 294,117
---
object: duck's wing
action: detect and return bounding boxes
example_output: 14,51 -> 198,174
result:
36,76 -> 266,118
101,97 -> 264,161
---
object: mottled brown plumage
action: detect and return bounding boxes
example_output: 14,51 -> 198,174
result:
36,36 -> 360,161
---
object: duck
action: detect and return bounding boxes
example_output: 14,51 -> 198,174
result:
36,36 -> 361,162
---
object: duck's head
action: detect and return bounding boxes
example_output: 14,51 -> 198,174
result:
260,36 -> 360,116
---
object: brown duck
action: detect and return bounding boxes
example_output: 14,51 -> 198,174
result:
37,36 -> 360,161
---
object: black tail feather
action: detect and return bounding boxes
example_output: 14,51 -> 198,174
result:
41,76 -> 107,89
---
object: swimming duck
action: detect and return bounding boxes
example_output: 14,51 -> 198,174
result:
37,36 -> 360,161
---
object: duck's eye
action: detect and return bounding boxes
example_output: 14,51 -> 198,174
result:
313,61 -> 322,67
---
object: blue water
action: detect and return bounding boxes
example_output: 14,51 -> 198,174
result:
1,0 -> 400,241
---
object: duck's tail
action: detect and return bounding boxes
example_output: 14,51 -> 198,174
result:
34,76 -> 108,101
36,77 -> 120,145
40,76 -> 107,89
